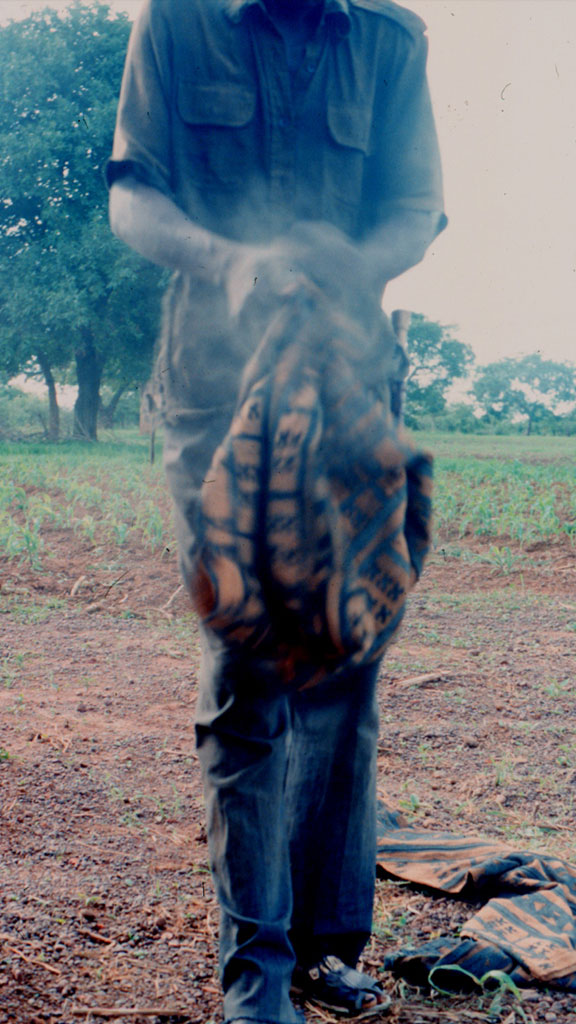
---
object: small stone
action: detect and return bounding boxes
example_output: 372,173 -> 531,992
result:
462,734 -> 479,748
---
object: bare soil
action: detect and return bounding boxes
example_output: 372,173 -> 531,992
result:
1,525 -> 576,1024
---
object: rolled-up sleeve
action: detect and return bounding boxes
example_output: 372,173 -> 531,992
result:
365,25 -> 447,237
106,0 -> 174,195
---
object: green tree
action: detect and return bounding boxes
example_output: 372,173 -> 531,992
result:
0,3 -> 163,440
431,402 -> 485,434
403,314 -> 475,427
473,354 -> 576,435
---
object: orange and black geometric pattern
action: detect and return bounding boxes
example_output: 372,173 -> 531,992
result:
192,284 -> 433,688
377,805 -> 576,990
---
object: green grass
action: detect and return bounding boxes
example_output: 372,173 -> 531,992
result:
433,459 -> 575,543
0,430 -> 575,571
0,432 -> 172,566
0,592 -> 69,623
410,432 -> 576,546
414,430 -> 576,462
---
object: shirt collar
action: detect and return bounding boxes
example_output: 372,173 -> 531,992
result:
224,0 -> 351,35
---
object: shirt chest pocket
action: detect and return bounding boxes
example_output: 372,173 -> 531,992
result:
176,81 -> 258,187
322,103 -> 372,212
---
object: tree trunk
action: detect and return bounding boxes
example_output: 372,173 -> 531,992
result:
74,331 -> 104,441
36,351 -> 60,442
100,383 -> 127,429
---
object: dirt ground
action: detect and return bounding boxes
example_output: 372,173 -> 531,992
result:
1,522 -> 576,1024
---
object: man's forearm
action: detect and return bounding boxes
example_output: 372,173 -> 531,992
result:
109,177 -> 235,279
363,209 -> 443,295
109,180 -> 442,307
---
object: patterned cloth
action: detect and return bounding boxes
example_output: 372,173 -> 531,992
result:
191,282 -> 433,687
377,805 -> 576,990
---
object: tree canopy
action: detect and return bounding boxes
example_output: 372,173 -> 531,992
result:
0,3 -> 164,439
473,354 -> 576,434
403,314 -> 475,427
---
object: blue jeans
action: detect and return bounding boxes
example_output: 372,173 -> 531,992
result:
164,413 -> 380,1024
195,634 -> 379,1024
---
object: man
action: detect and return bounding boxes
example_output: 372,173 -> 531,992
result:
108,0 -> 445,1020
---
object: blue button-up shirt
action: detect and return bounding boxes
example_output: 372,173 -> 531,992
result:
108,0 -> 445,411
109,0 -> 445,243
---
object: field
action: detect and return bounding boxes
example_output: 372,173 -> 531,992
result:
1,430 -> 576,1024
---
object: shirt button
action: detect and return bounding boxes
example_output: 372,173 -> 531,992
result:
306,63 -> 316,74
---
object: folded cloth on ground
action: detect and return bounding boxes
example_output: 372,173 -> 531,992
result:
377,805 -> 576,990
383,936 -> 532,992
191,282 -> 433,688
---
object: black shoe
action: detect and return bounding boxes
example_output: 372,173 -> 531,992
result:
292,955 -> 391,1018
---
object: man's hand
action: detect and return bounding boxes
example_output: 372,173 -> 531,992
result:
223,227 -> 389,367
289,211 -> 445,303
223,240 -> 303,318
109,177 -> 243,283
287,221 -> 379,320
225,224 -> 378,322
289,225 -> 379,311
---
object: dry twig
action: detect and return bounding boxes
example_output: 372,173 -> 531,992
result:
6,944 -> 61,975
391,672 -> 446,689
78,927 -> 114,945
387,1005 -> 495,1022
70,1008 -> 186,1019
70,574 -> 88,597
103,570 -> 130,598
160,584 -> 184,612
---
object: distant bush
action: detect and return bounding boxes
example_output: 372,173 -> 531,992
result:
545,411 -> 576,436
424,403 -> 487,434
407,401 -> 576,436
0,385 -> 73,439
101,387 -> 142,429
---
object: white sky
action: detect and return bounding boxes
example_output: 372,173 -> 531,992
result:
2,0 -> 575,367
389,0 -> 576,367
